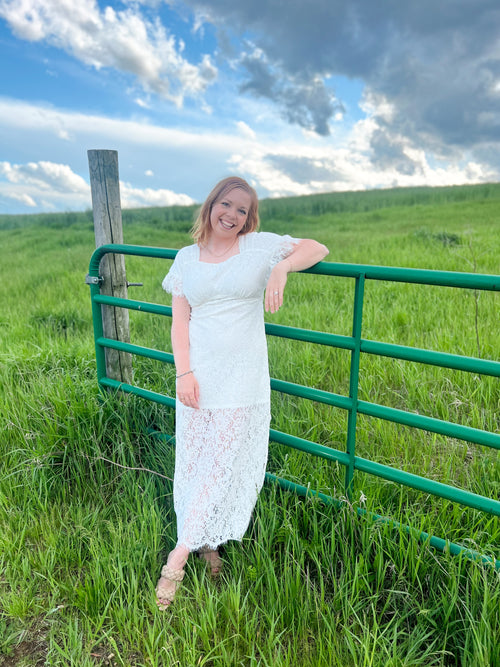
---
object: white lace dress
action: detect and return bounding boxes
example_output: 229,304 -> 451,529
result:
162,231 -> 298,551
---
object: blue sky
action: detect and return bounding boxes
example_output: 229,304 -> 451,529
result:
1,0 -> 499,214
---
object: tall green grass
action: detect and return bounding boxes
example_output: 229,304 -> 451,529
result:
1,183 -> 499,666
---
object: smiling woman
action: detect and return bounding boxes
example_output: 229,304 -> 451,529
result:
192,176 -> 259,251
155,175 -> 329,609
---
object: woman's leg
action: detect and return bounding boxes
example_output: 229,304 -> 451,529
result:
198,547 -> 223,576
156,544 -> 190,609
167,544 -> 190,570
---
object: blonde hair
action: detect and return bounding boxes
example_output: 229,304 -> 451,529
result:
191,176 -> 260,247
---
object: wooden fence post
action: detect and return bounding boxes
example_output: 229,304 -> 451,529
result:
88,149 -> 133,385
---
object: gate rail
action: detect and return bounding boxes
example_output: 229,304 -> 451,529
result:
87,244 -> 500,568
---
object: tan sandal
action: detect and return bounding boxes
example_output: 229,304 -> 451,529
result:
155,565 -> 185,610
198,547 -> 223,577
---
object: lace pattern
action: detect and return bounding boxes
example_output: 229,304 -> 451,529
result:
270,234 -> 298,268
161,255 -> 184,297
174,403 -> 270,550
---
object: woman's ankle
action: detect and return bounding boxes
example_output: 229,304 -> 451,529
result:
166,545 -> 190,571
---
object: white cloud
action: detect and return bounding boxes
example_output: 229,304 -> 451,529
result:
10,192 -> 37,207
120,182 -> 195,208
0,0 -> 217,105
0,159 -> 196,211
0,159 -> 88,192
135,97 -> 151,109
0,98 -> 233,150
183,0 -> 500,158
0,159 -> 90,211
235,121 -> 256,140
228,105 -> 500,198
0,97 -> 256,211
0,97 -> 497,214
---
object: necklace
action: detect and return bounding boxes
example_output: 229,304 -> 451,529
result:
205,237 -> 239,258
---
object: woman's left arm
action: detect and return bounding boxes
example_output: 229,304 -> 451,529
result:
265,239 -> 329,313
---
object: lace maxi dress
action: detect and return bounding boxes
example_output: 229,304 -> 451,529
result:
162,231 -> 298,551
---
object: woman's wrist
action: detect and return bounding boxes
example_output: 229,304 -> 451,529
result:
176,369 -> 194,379
277,258 -> 293,273
275,258 -> 293,274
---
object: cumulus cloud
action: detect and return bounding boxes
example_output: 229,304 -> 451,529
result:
0,159 -> 195,211
184,0 -> 500,161
0,160 -> 89,192
228,108 -> 499,199
0,0 -> 217,105
238,46 -> 343,135
120,183 -> 195,208
0,160 -> 90,210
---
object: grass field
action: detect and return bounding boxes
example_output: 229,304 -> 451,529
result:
0,183 -> 499,666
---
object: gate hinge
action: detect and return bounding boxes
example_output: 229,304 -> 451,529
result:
85,274 -> 104,286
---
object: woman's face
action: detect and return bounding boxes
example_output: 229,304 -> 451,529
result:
209,187 -> 251,240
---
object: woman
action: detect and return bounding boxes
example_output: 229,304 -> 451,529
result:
157,176 -> 328,608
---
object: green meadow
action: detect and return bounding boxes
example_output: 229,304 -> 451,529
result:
0,183 -> 499,666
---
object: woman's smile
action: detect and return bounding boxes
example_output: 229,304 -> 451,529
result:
210,187 -> 251,238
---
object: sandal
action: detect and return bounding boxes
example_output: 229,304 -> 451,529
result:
198,547 -> 223,577
155,564 -> 185,610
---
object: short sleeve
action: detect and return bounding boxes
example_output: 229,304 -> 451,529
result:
269,233 -> 300,269
162,251 -> 184,297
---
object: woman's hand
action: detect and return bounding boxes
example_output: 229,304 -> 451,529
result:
176,372 -> 200,409
265,260 -> 291,314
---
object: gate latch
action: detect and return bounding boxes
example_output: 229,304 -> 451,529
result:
85,274 -> 104,286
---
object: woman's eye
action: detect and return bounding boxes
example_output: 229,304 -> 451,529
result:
239,209 -> 247,215
221,201 -> 229,207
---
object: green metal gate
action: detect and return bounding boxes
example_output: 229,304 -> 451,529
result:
87,243 -> 500,569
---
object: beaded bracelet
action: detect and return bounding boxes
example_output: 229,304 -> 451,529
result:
176,369 -> 194,379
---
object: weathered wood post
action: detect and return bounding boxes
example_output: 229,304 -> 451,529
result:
88,149 -> 133,385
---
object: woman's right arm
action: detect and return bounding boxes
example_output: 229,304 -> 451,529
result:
171,295 -> 199,409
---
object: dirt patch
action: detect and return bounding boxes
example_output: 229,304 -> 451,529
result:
0,637 -> 47,667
